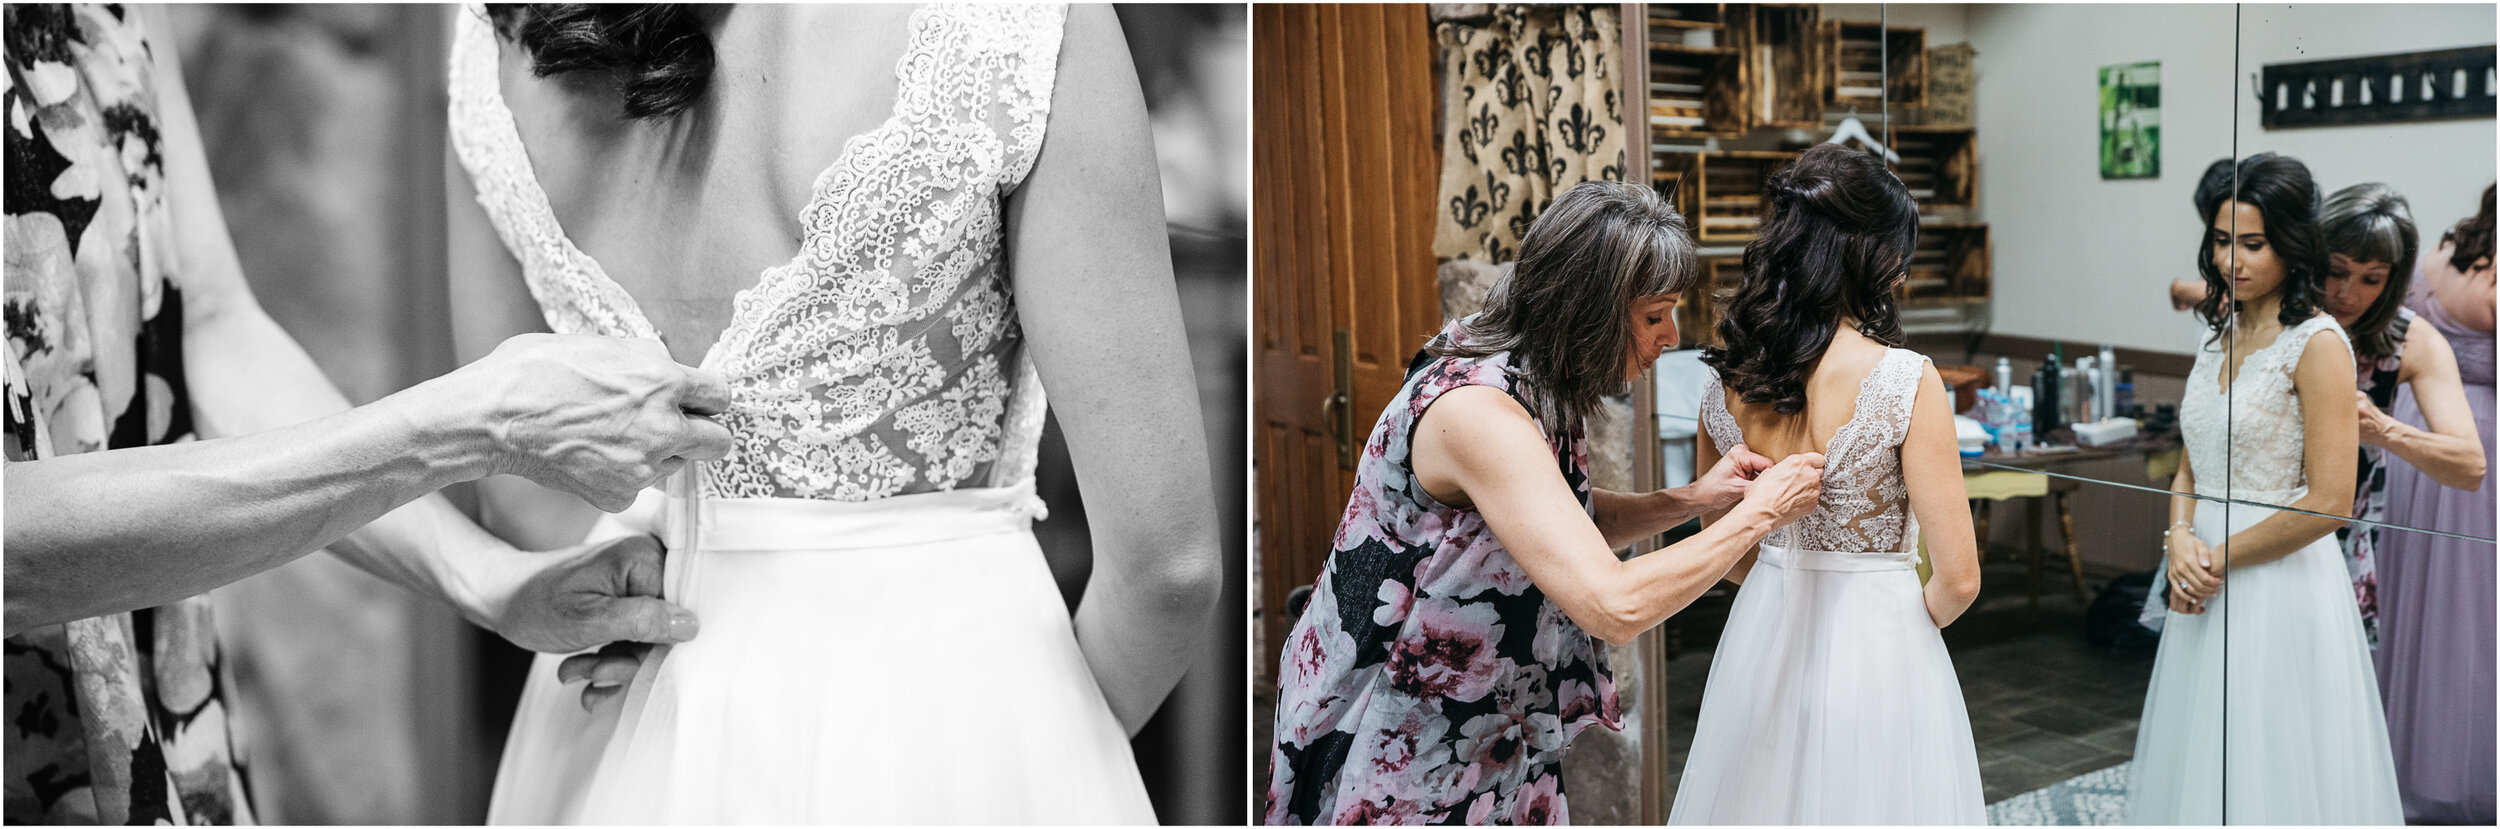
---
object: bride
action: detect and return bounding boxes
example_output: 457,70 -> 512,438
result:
1672,144 -> 1986,824
442,4 -> 1220,823
2125,152 -> 2401,823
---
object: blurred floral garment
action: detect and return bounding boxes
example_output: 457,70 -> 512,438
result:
3,4 -> 252,824
1265,318 -> 1619,825
2339,310 -> 2411,648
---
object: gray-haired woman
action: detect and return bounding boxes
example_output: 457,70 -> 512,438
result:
2307,183 -> 2485,645
1264,180 -> 1823,824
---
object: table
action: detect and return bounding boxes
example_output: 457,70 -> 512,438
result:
1957,429 -> 2181,609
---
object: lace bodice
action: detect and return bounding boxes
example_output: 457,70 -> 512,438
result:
1702,348 -> 1930,554
447,4 -> 1066,501
2182,316 -> 2352,504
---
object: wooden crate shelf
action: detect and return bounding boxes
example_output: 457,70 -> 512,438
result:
1648,5 -> 1747,138
1691,151 -> 1793,245
1903,223 -> 1989,305
1743,4 -> 1824,130
1889,125 -> 1976,209
1824,20 -> 1925,107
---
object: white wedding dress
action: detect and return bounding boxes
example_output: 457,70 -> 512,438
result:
446,4 -> 1156,823
2125,315 -> 2402,824
1672,348 -> 1987,824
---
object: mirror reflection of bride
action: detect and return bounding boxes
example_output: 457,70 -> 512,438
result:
2127,152 -> 2400,824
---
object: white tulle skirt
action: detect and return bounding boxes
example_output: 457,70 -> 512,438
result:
2124,494 -> 2403,824
1668,545 -> 1986,825
486,484 -> 1155,824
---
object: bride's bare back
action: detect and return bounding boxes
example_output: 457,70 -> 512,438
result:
494,5 -> 919,362
1722,328 -> 1898,464
1699,325 -> 1979,626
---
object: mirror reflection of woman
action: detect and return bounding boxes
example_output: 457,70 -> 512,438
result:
2126,153 -> 2402,824
2373,184 -> 2498,825
2310,184 -> 2485,647
1263,181 -> 1826,825
1669,143 -> 1984,825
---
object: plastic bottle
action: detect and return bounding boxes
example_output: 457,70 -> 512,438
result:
2034,356 -> 2062,437
2098,344 -> 2119,421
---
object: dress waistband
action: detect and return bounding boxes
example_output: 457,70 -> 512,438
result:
609,478 -> 1044,553
2192,484 -> 2308,508
1757,544 -> 1920,573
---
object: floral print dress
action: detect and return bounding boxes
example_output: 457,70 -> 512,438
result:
2341,309 -> 2412,649
1267,319 -> 1620,825
4,4 -> 250,824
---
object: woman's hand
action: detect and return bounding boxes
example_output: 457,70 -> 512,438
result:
1689,444 -> 1777,512
1736,452 -> 1827,528
560,642 -> 652,713
2356,390 -> 2403,449
423,334 -> 737,512
470,534 -> 700,655
2164,525 -> 2221,613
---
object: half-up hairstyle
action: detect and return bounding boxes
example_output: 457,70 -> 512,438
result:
485,4 -> 719,121
1432,180 -> 1699,440
1703,143 -> 1918,416
2193,152 -> 2327,338
2319,182 -> 2418,359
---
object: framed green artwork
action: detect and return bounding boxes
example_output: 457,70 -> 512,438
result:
2100,61 -> 2161,179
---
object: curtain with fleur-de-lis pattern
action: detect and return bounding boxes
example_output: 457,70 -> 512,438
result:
1434,5 -> 1626,263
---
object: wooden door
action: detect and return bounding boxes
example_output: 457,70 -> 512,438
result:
1253,3 -> 1441,660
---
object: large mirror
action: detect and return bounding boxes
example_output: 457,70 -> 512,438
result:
1639,3 -> 2496,825
2213,5 -> 2496,825
1639,3 -> 2246,823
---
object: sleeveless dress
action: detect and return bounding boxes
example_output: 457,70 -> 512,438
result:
2124,315 -> 2403,824
446,5 -> 1154,823
2339,308 -> 2411,648
3,5 -> 250,823
2375,277 -> 2497,824
1670,348 -> 1986,825
1264,318 -> 1620,826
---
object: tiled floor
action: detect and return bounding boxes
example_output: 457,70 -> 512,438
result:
1660,559 -> 2155,805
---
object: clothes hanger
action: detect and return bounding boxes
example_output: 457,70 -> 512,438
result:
1823,106 -> 1901,163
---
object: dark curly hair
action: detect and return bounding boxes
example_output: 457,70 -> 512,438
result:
2193,153 -> 2327,340
2318,182 -> 2419,360
484,4 -> 719,121
2442,182 -> 2496,273
1432,180 -> 1699,439
1702,144 -> 1918,416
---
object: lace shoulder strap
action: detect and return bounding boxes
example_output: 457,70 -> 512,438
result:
976,4 -> 1068,191
1698,366 -> 1744,454
1822,348 -> 1929,462
445,4 -> 656,341
2263,315 -> 2354,377
1868,348 -> 1932,446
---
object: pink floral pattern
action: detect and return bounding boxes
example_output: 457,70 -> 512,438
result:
1266,319 -> 1619,825
2340,308 -> 2412,648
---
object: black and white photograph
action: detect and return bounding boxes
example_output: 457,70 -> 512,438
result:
4,2 -> 1245,824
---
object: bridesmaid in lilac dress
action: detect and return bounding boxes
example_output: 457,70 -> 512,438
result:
2374,185 -> 2497,824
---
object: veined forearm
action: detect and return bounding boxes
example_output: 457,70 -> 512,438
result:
327,491 -> 524,628
1592,507 -> 1771,641
2380,421 -> 2489,491
1592,486 -> 1707,548
3,389 -> 484,635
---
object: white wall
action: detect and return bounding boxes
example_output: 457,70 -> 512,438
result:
1965,3 -> 2496,354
